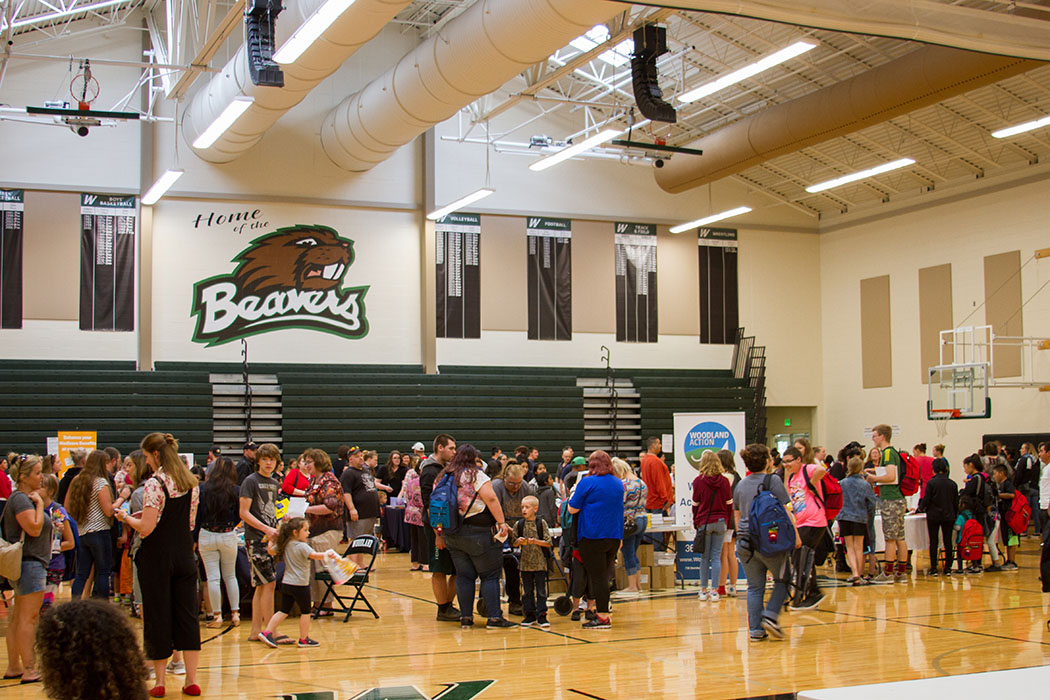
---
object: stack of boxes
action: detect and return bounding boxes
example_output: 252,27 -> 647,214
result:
613,543 -> 676,591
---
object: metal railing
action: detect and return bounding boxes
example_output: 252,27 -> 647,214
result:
732,328 -> 767,444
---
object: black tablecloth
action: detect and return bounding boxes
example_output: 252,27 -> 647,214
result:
382,506 -> 409,552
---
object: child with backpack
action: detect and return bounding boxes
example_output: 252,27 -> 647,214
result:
992,464 -> 1022,570
954,495 -> 984,573
962,454 -> 1001,571
514,495 -> 553,627
734,443 -> 798,642
917,457 -> 958,576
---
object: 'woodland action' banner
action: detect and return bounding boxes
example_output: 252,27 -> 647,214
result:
527,217 -> 572,341
0,189 -> 23,329
435,213 -> 480,339
80,193 -> 136,331
614,222 -> 658,343
698,227 -> 738,345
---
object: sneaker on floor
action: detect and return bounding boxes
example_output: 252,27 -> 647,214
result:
894,573 -> 907,583
585,609 -> 598,622
726,584 -> 736,596
611,589 -> 640,598
749,632 -> 768,642
965,565 -> 984,574
926,568 -> 939,576
538,614 -> 550,628
485,617 -> 516,629
986,564 -> 1003,572
708,592 -> 720,602
297,637 -> 320,648
166,660 -> 186,675
760,616 -> 784,639
436,607 -> 461,622
717,585 -> 727,596
259,632 -> 279,649
460,617 -> 474,628
697,589 -> 709,601
582,616 -> 611,629
788,593 -> 824,611
870,572 -> 895,585
1002,561 -> 1019,571
570,610 -> 582,622
943,569 -> 952,576
508,603 -> 524,617
520,615 -> 537,627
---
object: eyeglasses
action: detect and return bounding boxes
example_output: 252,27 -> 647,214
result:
781,457 -> 798,465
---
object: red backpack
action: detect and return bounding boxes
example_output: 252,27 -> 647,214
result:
802,466 -> 843,521
958,518 -> 985,561
1005,496 -> 1031,536
892,449 -> 921,497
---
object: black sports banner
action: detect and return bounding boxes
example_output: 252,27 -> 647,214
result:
435,213 -> 481,339
614,222 -> 658,343
0,189 -> 24,329
80,193 -> 136,332
698,227 -> 738,344
527,216 -> 571,341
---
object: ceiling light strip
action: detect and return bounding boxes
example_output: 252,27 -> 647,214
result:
678,40 -> 817,104
273,0 -> 359,65
191,96 -> 255,149
3,0 -> 130,30
528,128 -> 622,172
991,115 -> 1050,139
426,188 -> 495,221
669,206 -> 752,234
141,169 -> 184,205
804,158 -> 915,193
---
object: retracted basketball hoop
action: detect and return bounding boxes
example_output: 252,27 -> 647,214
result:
70,60 -> 100,111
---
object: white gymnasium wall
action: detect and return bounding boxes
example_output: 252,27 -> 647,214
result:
151,199 -> 420,363
819,177 -> 1050,468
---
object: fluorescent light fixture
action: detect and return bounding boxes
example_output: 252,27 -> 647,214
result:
2,0 -> 128,30
991,115 -> 1050,139
529,128 -> 622,172
191,97 -> 255,149
670,206 -> 752,234
273,0 -> 358,64
678,40 -> 817,104
804,158 -> 915,193
141,169 -> 184,205
426,188 -> 495,221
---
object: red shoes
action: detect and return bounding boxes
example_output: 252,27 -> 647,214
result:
149,687 -> 166,698
182,684 -> 202,696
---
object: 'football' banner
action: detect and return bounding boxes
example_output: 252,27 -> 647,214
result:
0,189 -> 23,329
614,222 -> 658,343
527,217 -> 571,341
698,227 -> 738,344
80,193 -> 136,331
435,213 -> 481,339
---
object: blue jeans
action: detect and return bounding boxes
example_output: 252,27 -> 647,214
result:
698,519 -> 727,589
621,515 -> 649,576
72,529 -> 113,599
444,524 -> 503,620
522,570 -> 548,617
736,542 -> 789,637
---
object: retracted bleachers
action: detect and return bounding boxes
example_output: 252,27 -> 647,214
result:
0,361 -> 758,462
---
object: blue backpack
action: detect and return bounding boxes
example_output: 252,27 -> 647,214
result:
747,474 -> 795,557
428,471 -> 477,535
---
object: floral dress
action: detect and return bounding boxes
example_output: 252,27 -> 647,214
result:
400,469 -> 424,526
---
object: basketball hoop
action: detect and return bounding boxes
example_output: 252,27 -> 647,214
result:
930,408 -> 960,438
70,60 -> 100,111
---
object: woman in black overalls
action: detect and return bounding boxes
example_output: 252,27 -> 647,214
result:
116,432 -> 202,698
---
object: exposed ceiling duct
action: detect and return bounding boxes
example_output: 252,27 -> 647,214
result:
667,0 -> 1050,61
183,0 -> 412,163
654,45 -> 1044,195
320,0 -> 621,172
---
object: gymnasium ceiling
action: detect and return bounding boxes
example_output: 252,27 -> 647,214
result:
3,0 -> 1050,221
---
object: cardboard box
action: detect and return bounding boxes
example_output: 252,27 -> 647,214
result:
614,564 -> 628,591
651,564 -> 675,590
639,567 -> 651,591
638,543 -> 654,568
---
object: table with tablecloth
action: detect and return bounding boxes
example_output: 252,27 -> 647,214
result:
381,505 -> 410,552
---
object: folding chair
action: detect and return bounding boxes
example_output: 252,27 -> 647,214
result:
315,534 -> 380,622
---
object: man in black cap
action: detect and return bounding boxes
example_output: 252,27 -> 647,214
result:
236,442 -> 258,485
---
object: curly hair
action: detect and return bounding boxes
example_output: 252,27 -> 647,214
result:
65,450 -> 110,523
273,517 -> 307,561
35,599 -> 147,700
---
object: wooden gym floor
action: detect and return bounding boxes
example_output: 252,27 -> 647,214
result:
1,539 -> 1048,700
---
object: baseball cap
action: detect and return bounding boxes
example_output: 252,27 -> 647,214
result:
411,442 -> 425,451
243,441 -> 258,451
347,445 -> 362,455
571,456 -> 587,466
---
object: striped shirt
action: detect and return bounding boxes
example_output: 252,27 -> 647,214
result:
80,477 -> 113,534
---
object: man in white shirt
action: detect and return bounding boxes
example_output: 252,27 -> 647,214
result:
1037,442 -> 1050,536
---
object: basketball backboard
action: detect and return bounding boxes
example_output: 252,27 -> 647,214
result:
928,361 -> 991,419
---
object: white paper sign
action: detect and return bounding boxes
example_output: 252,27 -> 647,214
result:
672,412 -> 747,528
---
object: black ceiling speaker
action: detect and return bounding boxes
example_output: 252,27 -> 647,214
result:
631,25 -> 676,124
246,0 -> 284,88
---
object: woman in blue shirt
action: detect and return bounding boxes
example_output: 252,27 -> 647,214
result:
568,451 -> 624,629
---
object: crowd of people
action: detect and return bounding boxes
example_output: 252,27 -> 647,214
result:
1,427 -> 1048,696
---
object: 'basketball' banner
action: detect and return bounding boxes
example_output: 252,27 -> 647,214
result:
527,216 -> 571,341
435,213 -> 481,339
698,227 -> 738,345
80,193 -> 136,331
0,189 -> 23,329
614,222 -> 658,343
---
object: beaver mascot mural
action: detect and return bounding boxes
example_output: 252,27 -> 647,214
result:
191,224 -> 368,346
232,225 -> 353,293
